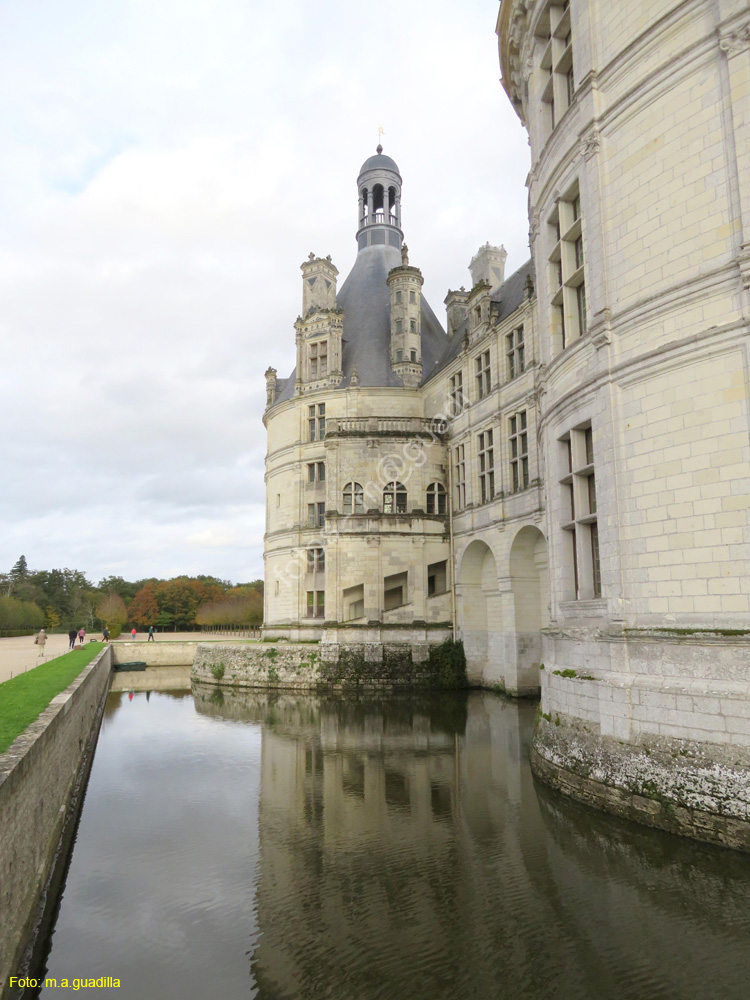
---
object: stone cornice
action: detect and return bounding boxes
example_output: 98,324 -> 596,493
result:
497,0 -> 537,126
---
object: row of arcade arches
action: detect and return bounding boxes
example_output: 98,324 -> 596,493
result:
457,525 -> 549,695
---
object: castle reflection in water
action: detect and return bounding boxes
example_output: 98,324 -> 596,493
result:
194,685 -> 750,1000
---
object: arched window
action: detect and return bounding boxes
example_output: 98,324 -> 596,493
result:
383,481 -> 407,514
343,482 -> 364,515
426,482 -> 446,515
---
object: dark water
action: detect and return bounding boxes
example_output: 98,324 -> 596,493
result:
27,686 -> 750,999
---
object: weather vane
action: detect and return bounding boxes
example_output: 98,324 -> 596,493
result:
378,125 -> 385,143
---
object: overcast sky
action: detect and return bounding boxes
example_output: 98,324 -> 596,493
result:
0,0 -> 530,586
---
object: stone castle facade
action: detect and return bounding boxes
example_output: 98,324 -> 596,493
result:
263,1 -> 750,843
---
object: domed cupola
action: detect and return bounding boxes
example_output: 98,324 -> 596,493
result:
356,145 -> 403,252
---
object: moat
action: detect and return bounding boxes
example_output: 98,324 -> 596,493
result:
24,680 -> 750,999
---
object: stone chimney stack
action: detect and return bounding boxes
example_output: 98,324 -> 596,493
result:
301,253 -> 339,316
469,243 -> 507,294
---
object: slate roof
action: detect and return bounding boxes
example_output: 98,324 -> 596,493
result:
272,243 -> 448,405
422,258 -> 535,386
271,254 -> 534,407
358,152 -> 401,178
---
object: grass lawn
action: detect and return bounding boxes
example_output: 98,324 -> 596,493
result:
0,643 -> 105,754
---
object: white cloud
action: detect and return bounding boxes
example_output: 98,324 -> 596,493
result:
0,0 -> 529,585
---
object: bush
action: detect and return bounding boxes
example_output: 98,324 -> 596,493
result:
427,640 -> 468,689
210,662 -> 225,680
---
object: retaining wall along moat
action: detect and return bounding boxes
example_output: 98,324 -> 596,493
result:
0,646 -> 112,995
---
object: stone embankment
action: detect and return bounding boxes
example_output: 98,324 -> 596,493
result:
0,645 -> 113,994
532,716 -> 750,851
192,640 -> 467,690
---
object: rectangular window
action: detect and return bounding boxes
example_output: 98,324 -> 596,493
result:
318,403 -> 325,439
317,461 -> 325,482
317,502 -> 325,528
478,430 -> 495,503
454,444 -> 466,510
308,404 -> 317,441
475,350 -> 491,399
395,290 -> 402,304
396,319 -> 402,334
427,560 -> 447,597
548,182 -> 585,354
308,463 -> 316,483
509,411 -> 529,492
384,571 -> 408,611
560,424 -> 600,600
410,318 -> 416,333
409,290 -> 416,303
309,343 -> 318,379
307,503 -> 316,528
539,1 -> 575,140
307,548 -> 325,572
306,591 -> 325,618
450,371 -> 464,415
506,326 -> 525,381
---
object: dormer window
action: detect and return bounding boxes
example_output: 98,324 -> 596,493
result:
309,341 -> 328,379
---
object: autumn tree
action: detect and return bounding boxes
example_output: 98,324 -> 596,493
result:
127,583 -> 160,628
196,588 -> 263,626
97,593 -> 128,627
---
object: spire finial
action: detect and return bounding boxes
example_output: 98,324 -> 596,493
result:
377,125 -> 385,154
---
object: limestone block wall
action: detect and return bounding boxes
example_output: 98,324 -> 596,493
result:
0,646 -> 112,992
111,641 -> 199,666
540,631 -> 750,746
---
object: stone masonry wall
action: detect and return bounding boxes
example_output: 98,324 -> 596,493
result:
532,716 -> 750,852
0,646 -> 112,993
192,640 -> 467,690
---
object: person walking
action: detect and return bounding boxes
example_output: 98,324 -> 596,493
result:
102,626 -> 110,643
148,626 -> 155,642
78,627 -> 86,646
131,627 -> 137,640
68,627 -> 77,650
34,628 -> 48,659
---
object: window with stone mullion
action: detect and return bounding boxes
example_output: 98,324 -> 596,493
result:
509,412 -> 529,492
560,425 -> 600,600
478,430 -> 495,503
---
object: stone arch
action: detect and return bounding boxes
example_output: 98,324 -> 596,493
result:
509,525 -> 548,694
458,540 -> 499,685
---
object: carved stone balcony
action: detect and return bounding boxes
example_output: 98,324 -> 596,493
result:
326,416 -> 447,440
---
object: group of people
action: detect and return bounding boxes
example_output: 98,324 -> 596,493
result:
33,624 -> 157,659
130,626 -> 156,641
67,627 -> 92,649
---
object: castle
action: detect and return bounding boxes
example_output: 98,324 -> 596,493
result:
263,0 -> 750,848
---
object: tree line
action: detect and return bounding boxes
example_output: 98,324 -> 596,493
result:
0,556 -> 263,636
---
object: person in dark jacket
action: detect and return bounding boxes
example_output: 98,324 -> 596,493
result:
68,628 -> 77,650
